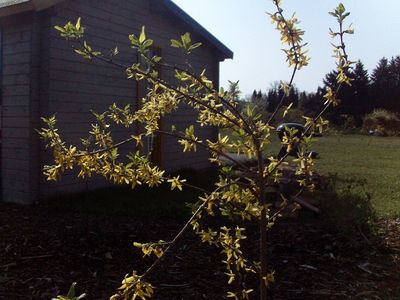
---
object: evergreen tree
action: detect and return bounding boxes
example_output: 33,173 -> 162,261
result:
288,86 -> 300,108
266,89 -> 277,113
351,60 -> 371,124
371,57 -> 389,84
388,56 -> 400,111
251,89 -> 258,102
257,89 -> 263,100
371,57 -> 390,110
299,87 -> 325,117
370,56 -> 400,112
322,68 -> 353,124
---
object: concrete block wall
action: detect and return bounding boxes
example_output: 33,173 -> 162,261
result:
1,13 -> 37,204
1,0 -> 222,203
40,0 -> 219,197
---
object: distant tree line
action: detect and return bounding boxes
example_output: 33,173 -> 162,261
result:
248,55 -> 400,127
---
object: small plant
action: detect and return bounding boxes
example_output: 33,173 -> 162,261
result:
40,1 -> 354,299
52,282 -> 86,300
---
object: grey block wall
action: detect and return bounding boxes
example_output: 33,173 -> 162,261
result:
1,12 -> 40,204
2,0 -> 222,203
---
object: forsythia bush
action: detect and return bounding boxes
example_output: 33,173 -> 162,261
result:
42,1 -> 354,299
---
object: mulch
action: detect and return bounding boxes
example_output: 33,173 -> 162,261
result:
0,202 -> 399,300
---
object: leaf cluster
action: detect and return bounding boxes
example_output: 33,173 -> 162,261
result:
171,32 -> 202,55
54,18 -> 84,39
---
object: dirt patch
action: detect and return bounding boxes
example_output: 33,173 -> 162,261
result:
0,202 -> 399,299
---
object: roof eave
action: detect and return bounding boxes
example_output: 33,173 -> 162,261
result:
0,0 -> 234,61
0,0 -> 63,17
34,0 -> 64,11
163,0 -> 233,61
0,1 -> 32,17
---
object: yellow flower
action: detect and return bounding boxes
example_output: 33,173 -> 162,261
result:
167,176 -> 186,191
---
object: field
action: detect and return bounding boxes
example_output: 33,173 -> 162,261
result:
309,134 -> 400,218
265,133 -> 400,219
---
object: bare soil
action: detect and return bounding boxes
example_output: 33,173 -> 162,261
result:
0,202 -> 399,300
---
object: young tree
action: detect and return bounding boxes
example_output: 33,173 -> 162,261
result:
41,2 -> 353,299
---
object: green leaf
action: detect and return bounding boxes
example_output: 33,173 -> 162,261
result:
186,125 -> 194,136
246,105 -> 254,117
181,32 -> 191,47
142,39 -> 153,49
338,3 -> 345,12
344,28 -> 354,34
170,39 -> 182,48
110,148 -> 118,160
139,26 -> 146,44
112,46 -> 119,56
188,42 -> 202,52
129,34 -> 139,46
75,17 -> 81,30
74,48 -> 86,56
66,282 -> 77,298
152,55 -> 162,63
54,25 -> 65,33
283,102 -> 293,118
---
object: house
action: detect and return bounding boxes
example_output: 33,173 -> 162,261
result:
0,0 -> 233,204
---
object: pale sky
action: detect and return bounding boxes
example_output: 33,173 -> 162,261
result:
172,0 -> 400,96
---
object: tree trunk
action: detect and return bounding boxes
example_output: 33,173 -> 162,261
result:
260,206 -> 268,299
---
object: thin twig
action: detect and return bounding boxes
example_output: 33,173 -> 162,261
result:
140,197 -> 207,279
20,254 -> 54,260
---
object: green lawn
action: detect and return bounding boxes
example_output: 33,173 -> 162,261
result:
301,134 -> 400,218
226,130 -> 400,218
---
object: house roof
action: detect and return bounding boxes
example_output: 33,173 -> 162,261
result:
0,0 -> 233,60
163,0 -> 233,60
0,0 -> 29,9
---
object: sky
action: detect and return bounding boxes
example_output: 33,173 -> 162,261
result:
172,0 -> 400,97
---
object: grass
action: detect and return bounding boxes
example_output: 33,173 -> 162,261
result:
312,134 -> 400,218
265,133 -> 400,218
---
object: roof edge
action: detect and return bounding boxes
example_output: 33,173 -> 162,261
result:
34,0 -> 64,11
0,1 -> 33,17
0,0 -> 62,17
163,0 -> 233,61
0,0 -> 234,61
